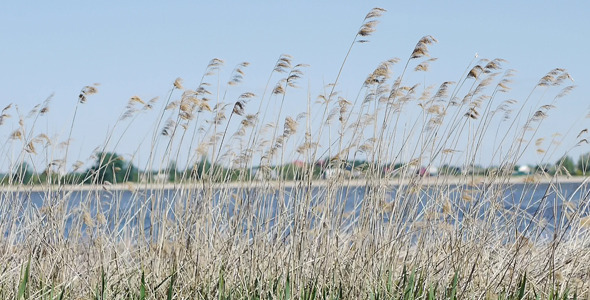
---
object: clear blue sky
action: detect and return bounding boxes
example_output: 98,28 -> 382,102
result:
1,1 -> 588,171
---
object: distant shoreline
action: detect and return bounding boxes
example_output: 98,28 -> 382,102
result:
1,175 -> 588,192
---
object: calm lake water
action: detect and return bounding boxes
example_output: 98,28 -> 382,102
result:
4,181 -> 590,238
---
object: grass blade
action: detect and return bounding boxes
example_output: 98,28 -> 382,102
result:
140,270 -> 146,300
17,258 -> 30,300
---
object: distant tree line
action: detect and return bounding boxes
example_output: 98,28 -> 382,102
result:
3,152 -> 590,185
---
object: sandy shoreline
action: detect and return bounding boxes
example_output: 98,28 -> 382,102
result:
1,175 -> 588,193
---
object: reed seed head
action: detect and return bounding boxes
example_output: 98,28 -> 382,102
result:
410,35 -> 438,59
173,77 -> 184,90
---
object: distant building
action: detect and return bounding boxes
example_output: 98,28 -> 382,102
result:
427,166 -> 438,176
293,160 -> 306,168
516,165 -> 532,175
252,167 -> 278,180
417,166 -> 438,177
323,166 -> 361,179
139,172 -> 168,183
462,164 -> 486,176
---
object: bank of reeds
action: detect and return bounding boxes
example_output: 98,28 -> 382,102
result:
1,8 -> 589,299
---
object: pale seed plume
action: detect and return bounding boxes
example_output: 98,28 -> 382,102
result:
165,101 -> 179,111
78,84 -> 99,104
358,8 -> 386,39
414,57 -> 437,72
10,130 -> 22,140
25,141 -> 36,154
228,62 -> 249,86
556,85 -> 576,99
410,35 -> 438,59
161,119 -> 176,136
173,77 -> 184,90
467,65 -> 483,79
232,101 -> 245,116
283,117 -> 298,136
274,55 -> 292,73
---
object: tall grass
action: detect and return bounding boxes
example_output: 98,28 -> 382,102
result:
1,8 -> 589,299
